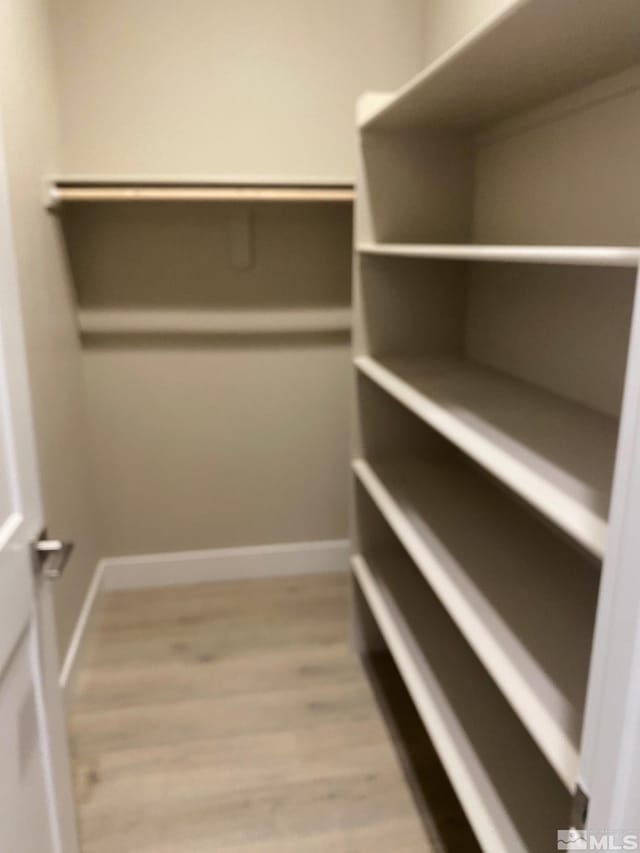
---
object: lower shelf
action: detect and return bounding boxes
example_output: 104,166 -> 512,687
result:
352,551 -> 572,853
360,651 -> 480,852
354,455 -> 598,789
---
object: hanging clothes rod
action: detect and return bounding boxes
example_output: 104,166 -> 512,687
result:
46,180 -> 354,209
77,308 -> 352,336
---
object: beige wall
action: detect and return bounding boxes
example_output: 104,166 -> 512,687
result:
0,0 -> 99,660
48,1 -> 429,560
52,0 -> 427,178
423,0 -> 519,65
82,338 -> 352,556
0,0 -> 533,653
65,203 -> 353,557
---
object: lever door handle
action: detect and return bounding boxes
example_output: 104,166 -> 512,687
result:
32,532 -> 74,580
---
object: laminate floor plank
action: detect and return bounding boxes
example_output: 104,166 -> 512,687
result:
69,573 -> 434,852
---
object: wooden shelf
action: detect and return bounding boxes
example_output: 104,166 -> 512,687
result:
47,177 -> 354,208
354,455 -> 599,789
360,0 -> 640,131
352,552 -> 571,853
359,242 -> 640,268
77,308 -> 351,336
355,354 -> 617,557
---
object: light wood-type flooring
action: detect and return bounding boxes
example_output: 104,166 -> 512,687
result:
68,572 -> 468,852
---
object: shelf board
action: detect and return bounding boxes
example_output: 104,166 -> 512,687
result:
48,173 -> 354,186
358,242 -> 640,268
353,552 -> 570,853
354,455 -> 599,789
77,308 -> 352,336
360,0 -> 640,131
47,177 -> 354,208
355,354 -> 617,557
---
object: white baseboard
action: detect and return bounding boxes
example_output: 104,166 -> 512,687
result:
58,560 -> 105,703
101,538 -> 350,591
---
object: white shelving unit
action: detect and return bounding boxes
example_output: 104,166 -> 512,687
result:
355,353 -> 617,558
354,455 -> 598,789
359,0 -> 639,132
352,552 -> 571,853
351,1 -> 640,848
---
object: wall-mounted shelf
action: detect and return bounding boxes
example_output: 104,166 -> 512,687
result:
352,552 -> 570,853
77,308 -> 351,337
356,354 -> 616,558
46,176 -> 354,209
354,455 -> 598,791
359,243 -> 640,269
360,0 -> 640,131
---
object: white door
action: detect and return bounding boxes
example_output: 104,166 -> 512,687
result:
0,113 -> 79,852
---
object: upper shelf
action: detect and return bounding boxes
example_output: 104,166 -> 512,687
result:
360,0 -> 640,131
359,243 -> 640,269
46,176 -> 355,208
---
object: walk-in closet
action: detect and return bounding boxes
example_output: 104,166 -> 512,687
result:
1,2 -> 640,852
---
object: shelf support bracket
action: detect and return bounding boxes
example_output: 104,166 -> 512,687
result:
44,180 -> 61,212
